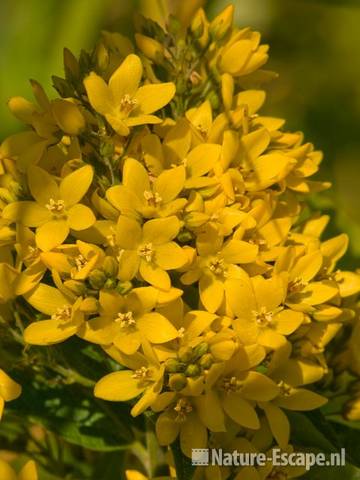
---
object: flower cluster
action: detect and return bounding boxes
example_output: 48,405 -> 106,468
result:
1,3 -> 360,479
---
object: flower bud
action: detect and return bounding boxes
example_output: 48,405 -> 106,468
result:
96,42 -> 109,72
135,34 -> 164,64
193,342 -> 209,360
88,269 -> 106,289
185,364 -> 200,377
63,280 -> 87,296
103,256 -> 118,278
103,278 -> 117,290
165,358 -> 185,373
344,396 -> 360,421
199,353 -> 214,370
169,373 -> 187,391
209,5 -> 234,41
116,281 -> 133,295
191,9 -> 209,48
178,347 -> 193,363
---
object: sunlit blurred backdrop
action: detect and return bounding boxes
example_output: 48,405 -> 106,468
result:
1,0 -> 359,265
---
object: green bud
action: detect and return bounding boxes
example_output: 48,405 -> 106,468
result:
177,229 -> 194,243
103,278 -> 117,290
193,342 -> 209,360
185,364 -> 200,377
116,281 -> 133,295
88,269 -> 106,289
178,347 -> 193,363
256,364 -> 268,375
103,256 -> 118,278
169,373 -> 187,391
165,358 -> 185,373
199,353 -> 214,370
63,279 -> 87,296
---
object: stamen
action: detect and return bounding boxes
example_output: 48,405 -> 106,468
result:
46,198 -> 65,213
138,243 -> 154,262
115,311 -> 136,328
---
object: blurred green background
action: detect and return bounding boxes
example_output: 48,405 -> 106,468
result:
1,0 -> 359,266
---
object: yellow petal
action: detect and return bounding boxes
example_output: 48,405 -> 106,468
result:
51,99 -> 85,135
118,250 -> 140,281
138,312 -> 178,343
24,283 -> 70,315
139,261 -> 170,290
84,72 -> 113,115
0,459 -> 17,480
220,40 -> 253,74
109,54 -> 143,103
300,281 -> 338,305
60,165 -> 93,207
222,395 -> 259,429
8,96 -> 38,123
221,240 -> 258,264
68,204 -> 96,230
106,185 -> 141,214
200,275 -> 224,313
186,144 -> 221,178
180,413 -> 207,457
3,201 -> 50,227
290,251 -> 323,282
123,157 -> 150,200
142,216 -> 180,244
242,372 -> 279,401
136,83 -> 175,114
28,165 -> 59,205
18,460 -> 38,480
154,166 -> 185,203
36,220 -> 69,251
236,90 -> 266,115
95,370 -> 146,401
194,391 -> 226,432
0,370 -> 21,401
156,242 -> 187,270
24,319 -> 77,345
156,411 -> 180,446
262,403 -> 289,449
116,216 -> 142,249
276,389 -> 327,411
273,310 -> 303,335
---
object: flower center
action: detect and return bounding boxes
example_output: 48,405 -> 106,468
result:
143,190 -> 162,207
24,245 -> 40,262
209,257 -> 226,276
278,381 -> 293,397
46,198 -> 65,214
51,304 -> 72,323
288,277 -> 307,294
221,376 -> 243,393
174,398 -> 193,422
115,311 -> 136,328
253,307 -> 273,327
119,94 -> 138,114
132,366 -> 151,381
138,243 -> 154,262
74,254 -> 88,271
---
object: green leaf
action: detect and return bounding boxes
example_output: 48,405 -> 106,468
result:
171,440 -> 195,480
9,378 -> 135,452
288,411 -> 338,453
303,464 -> 360,480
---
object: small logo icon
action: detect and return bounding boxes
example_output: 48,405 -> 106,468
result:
192,448 -> 209,466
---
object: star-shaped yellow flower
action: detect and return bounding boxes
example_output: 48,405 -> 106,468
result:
84,54 -> 175,136
3,165 -> 95,251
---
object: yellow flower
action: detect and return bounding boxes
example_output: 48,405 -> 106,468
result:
227,274 -> 304,346
95,356 -> 164,417
0,369 -> 21,419
0,459 -> 37,480
218,28 -> 269,77
8,79 -> 85,139
82,289 -> 179,354
3,165 -> 95,251
23,283 -> 85,345
84,54 -> 175,136
181,226 -> 258,313
115,215 -> 187,290
107,158 -> 186,219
